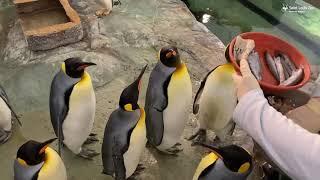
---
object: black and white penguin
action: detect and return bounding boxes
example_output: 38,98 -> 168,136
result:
0,84 -> 21,144
189,63 -> 237,144
145,46 -> 192,154
102,65 -> 147,180
14,138 -> 67,180
193,143 -> 253,180
49,58 -> 99,159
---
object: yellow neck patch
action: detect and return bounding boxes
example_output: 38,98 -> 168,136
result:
17,158 -> 28,166
124,104 -> 133,111
61,62 -> 66,73
238,162 -> 250,173
193,153 -> 219,180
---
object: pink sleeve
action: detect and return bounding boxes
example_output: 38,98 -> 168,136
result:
233,89 -> 320,180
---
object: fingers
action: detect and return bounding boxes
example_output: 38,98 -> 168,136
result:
240,59 -> 254,77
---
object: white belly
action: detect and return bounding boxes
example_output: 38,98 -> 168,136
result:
0,98 -> 11,131
199,72 -> 237,131
63,85 -> 96,154
123,111 -> 147,178
158,67 -> 192,150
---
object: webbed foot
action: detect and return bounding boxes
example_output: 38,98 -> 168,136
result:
95,9 -> 111,18
187,128 -> 206,146
164,143 -> 183,155
78,148 -> 100,160
84,136 -> 99,145
128,164 -> 145,179
0,130 -> 11,144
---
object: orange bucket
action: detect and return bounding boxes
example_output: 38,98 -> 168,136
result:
228,32 -> 311,93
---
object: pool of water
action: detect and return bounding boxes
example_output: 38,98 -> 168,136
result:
182,0 -> 320,65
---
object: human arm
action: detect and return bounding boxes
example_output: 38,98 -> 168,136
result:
232,59 -> 320,180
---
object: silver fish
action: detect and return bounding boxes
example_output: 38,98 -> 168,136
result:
275,57 -> 285,83
265,51 -> 280,82
280,68 -> 304,86
279,55 -> 292,78
248,51 -> 262,80
280,53 -> 296,71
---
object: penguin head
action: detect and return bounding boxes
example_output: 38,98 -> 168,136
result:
16,138 -> 57,166
211,145 -> 252,173
196,142 -> 252,173
159,46 -> 181,68
64,58 -> 96,78
119,65 -> 147,111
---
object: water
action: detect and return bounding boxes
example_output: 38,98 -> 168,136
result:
182,0 -> 320,65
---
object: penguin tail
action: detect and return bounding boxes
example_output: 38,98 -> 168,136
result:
4,101 -> 22,126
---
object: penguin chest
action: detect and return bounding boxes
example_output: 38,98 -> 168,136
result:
199,72 -> 236,130
37,147 -> 67,180
0,98 -> 11,131
161,64 -> 192,148
63,82 -> 96,153
123,109 -> 147,178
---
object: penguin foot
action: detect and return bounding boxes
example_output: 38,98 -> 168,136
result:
187,129 -> 206,146
95,9 -> 111,18
78,148 -> 100,159
146,141 -> 153,148
129,164 -> 145,179
0,130 -> 11,144
164,145 -> 183,155
89,133 -> 97,137
84,136 -> 99,145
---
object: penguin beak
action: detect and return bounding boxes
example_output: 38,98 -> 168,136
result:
136,65 -> 148,91
76,62 -> 97,71
38,138 -> 57,154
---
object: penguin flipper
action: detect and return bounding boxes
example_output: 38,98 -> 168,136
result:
0,85 -> 22,126
146,75 -> 172,146
193,66 -> 221,114
112,136 -> 126,180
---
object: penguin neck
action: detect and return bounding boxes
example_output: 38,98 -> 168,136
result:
173,62 -> 186,74
78,71 -> 92,86
38,147 -> 60,176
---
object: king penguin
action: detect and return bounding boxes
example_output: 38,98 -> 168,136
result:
193,143 -> 252,180
102,65 -> 147,180
95,0 -> 122,17
14,138 -> 67,180
49,57 -> 99,159
145,46 -> 192,154
188,63 -> 237,144
0,84 -> 21,144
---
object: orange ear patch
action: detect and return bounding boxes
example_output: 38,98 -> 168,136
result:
166,52 -> 173,58
39,145 -> 49,154
172,51 -> 177,56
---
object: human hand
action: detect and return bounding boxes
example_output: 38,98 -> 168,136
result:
233,59 -> 261,100
234,36 -> 255,60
